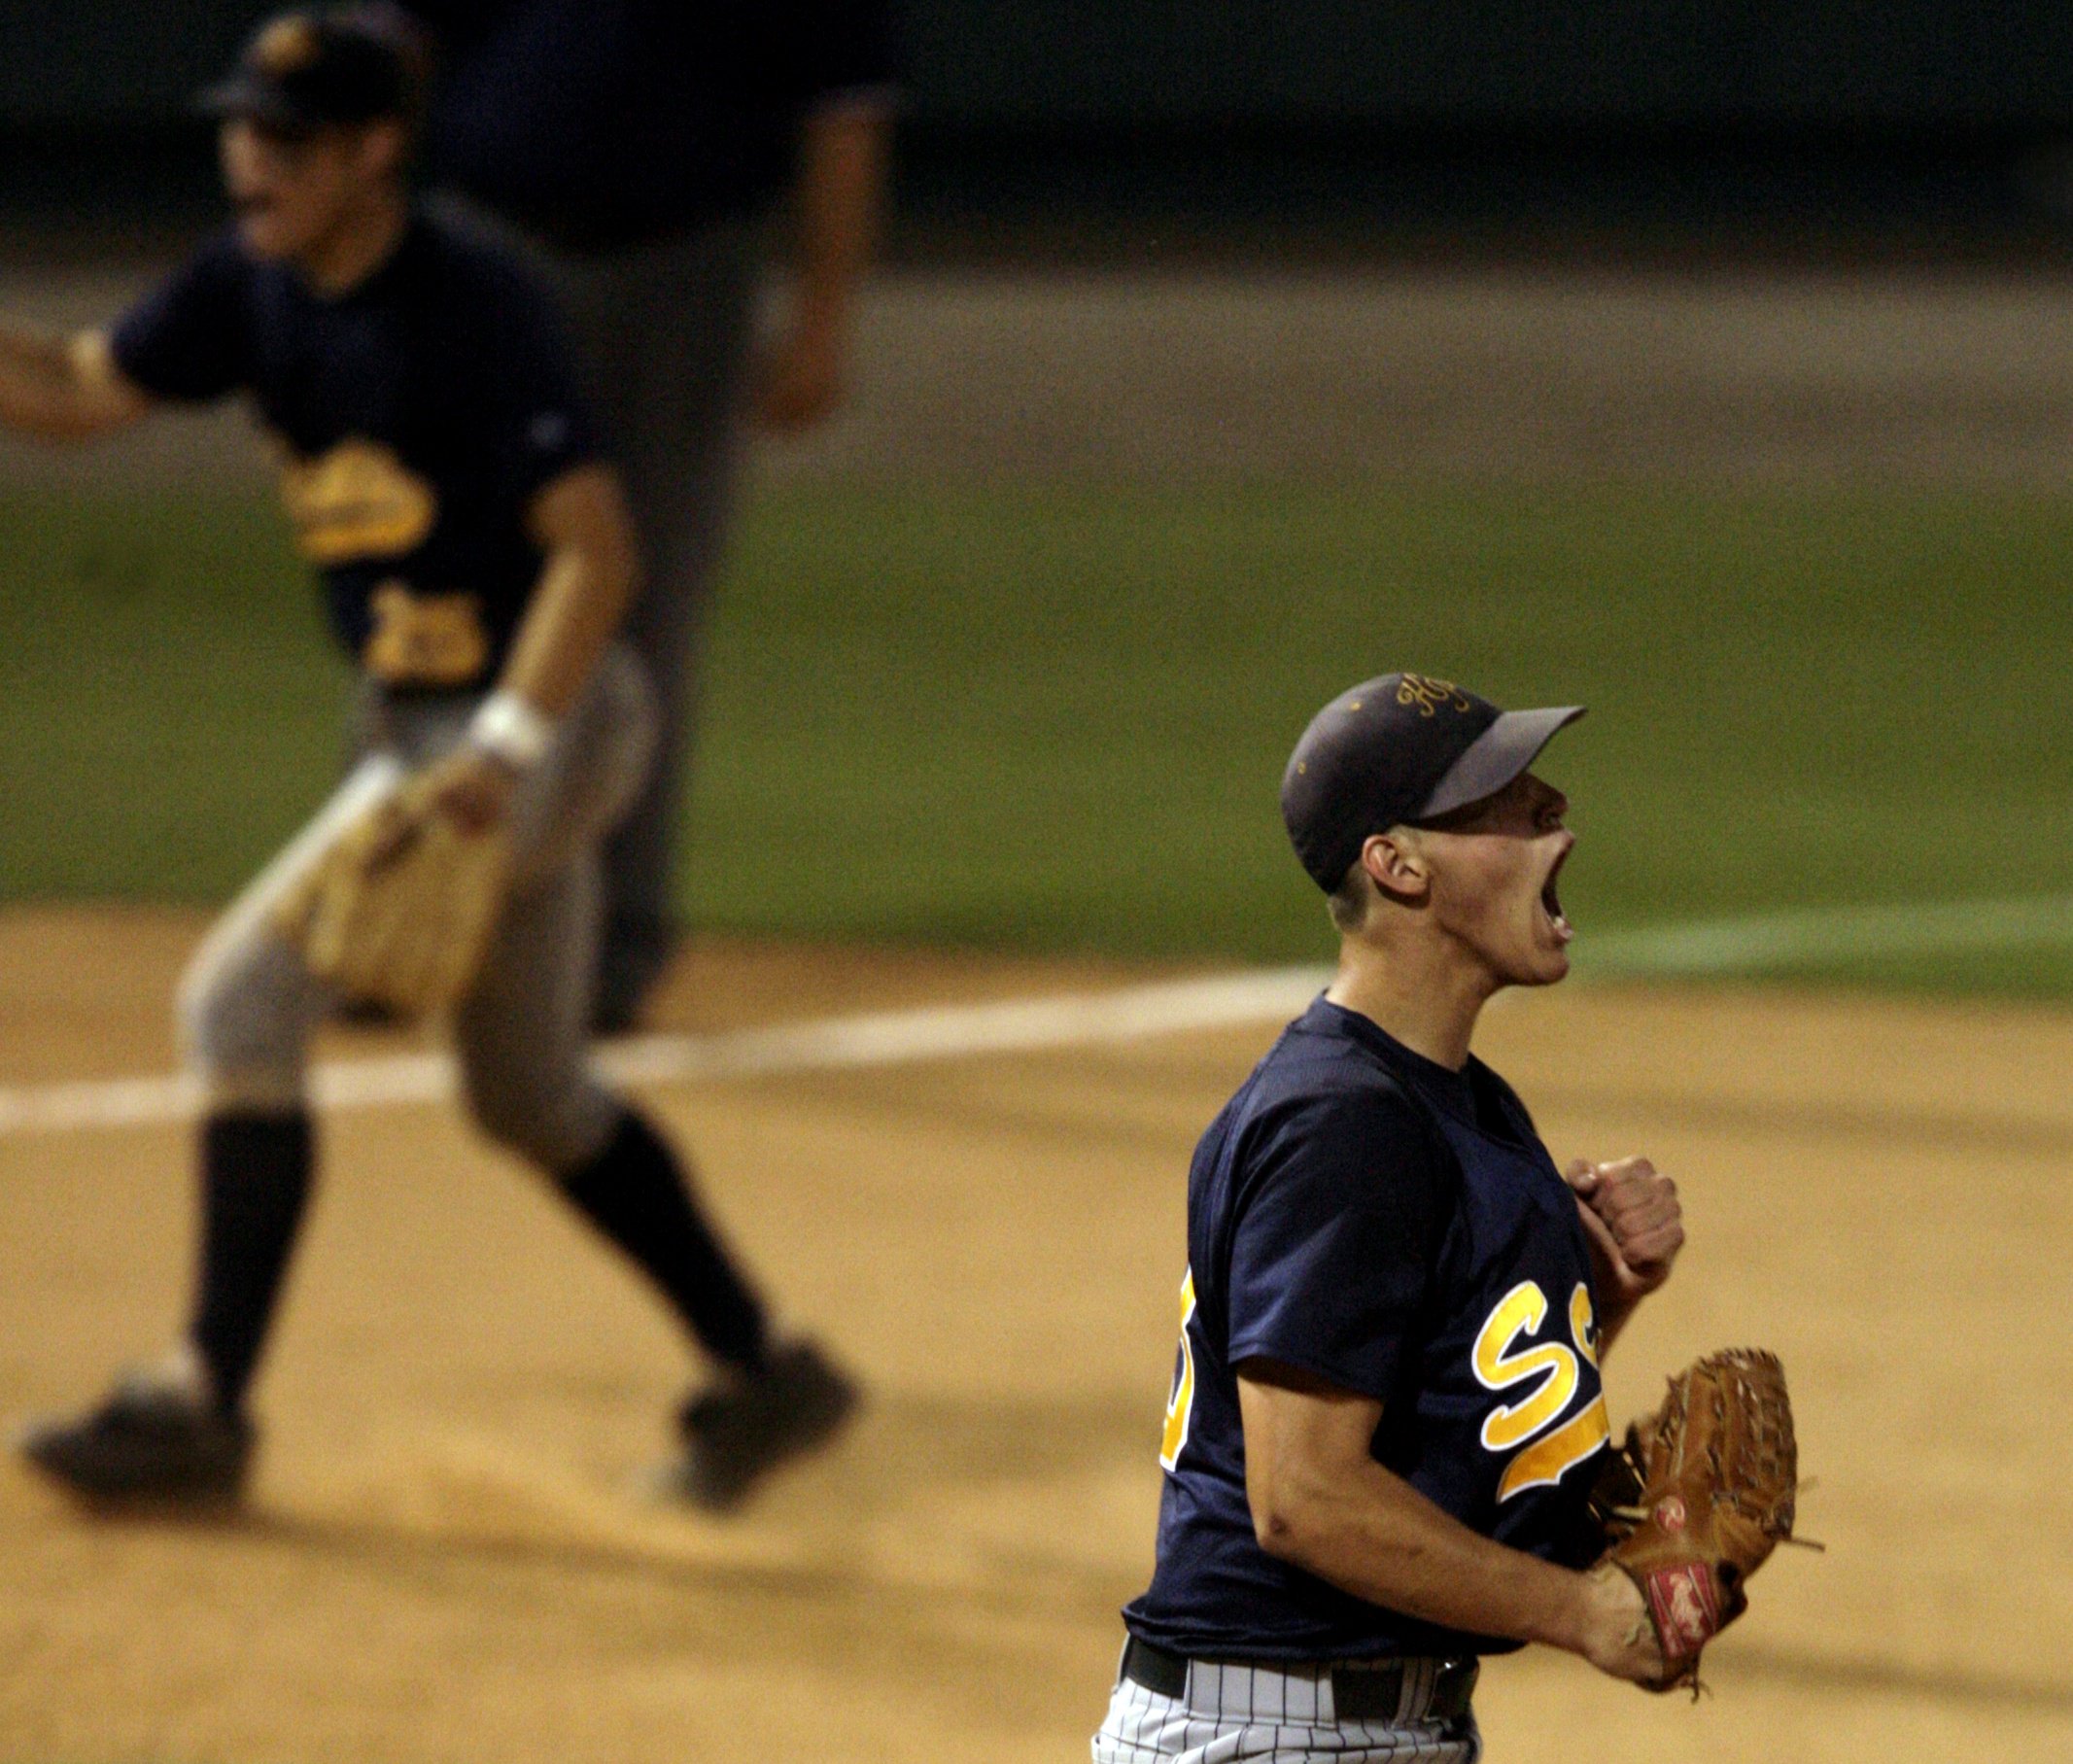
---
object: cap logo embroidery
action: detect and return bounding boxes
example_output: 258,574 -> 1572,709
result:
255,16 -> 322,75
1397,674 -> 1472,717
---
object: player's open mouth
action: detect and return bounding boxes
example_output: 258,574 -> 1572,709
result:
1539,845 -> 1573,944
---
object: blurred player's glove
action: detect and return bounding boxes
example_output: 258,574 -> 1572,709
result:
1593,1348 -> 1806,1693
274,758 -> 513,1020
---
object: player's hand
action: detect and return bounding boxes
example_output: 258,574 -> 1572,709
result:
424,745 -> 520,840
1574,1560 -> 1669,1687
753,306 -> 845,432
1565,1155 -> 1683,1306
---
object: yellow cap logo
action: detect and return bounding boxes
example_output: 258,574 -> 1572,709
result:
253,15 -> 322,77
1397,674 -> 1473,717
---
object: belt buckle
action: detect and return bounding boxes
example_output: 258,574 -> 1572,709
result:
1429,1656 -> 1479,1722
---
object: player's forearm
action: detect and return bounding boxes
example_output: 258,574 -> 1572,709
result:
0,325 -> 143,440
499,534 -> 635,718
498,464 -> 639,719
1256,1458 -> 1600,1655
788,100 -> 889,329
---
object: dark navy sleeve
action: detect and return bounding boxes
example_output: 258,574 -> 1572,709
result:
107,233 -> 251,403
459,255 -> 599,504
1225,1088 -> 1448,1403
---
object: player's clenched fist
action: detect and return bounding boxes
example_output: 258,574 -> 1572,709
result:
1564,1156 -> 1683,1321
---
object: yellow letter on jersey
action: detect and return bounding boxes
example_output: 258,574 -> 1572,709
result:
363,581 -> 492,687
282,438 -> 437,563
1571,1280 -> 1600,1368
1473,1281 -> 1578,1452
1496,1391 -> 1609,1501
1159,1267 -> 1198,1472
1473,1280 -> 1611,1501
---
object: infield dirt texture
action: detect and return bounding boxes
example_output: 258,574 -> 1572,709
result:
3,266 -> 2073,1761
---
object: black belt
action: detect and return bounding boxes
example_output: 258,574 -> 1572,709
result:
1120,1634 -> 1478,1724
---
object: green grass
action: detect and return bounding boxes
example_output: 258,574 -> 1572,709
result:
5,480 -> 2073,993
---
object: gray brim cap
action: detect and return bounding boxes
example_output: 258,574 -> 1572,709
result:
1281,674 -> 1586,889
1417,704 -> 1586,820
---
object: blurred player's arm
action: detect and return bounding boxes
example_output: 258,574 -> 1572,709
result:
757,94 -> 890,431
1563,1155 -> 1683,1353
1237,1362 -> 1663,1685
0,326 -> 151,440
505,463 -> 639,717
430,462 -> 639,829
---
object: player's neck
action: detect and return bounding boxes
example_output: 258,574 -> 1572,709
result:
1326,936 -> 1494,1072
296,189 -> 410,297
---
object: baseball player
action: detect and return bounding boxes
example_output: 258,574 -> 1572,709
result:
1095,674 -> 1686,1762
2,7 -> 853,1510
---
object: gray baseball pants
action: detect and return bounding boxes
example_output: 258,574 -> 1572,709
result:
546,221 -> 761,1004
178,645 -> 656,1171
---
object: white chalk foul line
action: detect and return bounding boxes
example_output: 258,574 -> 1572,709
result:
4,891 -> 2070,1141
0,966 -> 1330,1141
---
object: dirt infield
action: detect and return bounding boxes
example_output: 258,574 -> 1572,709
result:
1,907 -> 2069,1762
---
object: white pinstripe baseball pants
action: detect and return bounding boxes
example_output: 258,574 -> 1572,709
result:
1091,1653 -> 1481,1763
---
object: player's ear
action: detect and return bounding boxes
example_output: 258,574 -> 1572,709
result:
1361,828 -> 1431,905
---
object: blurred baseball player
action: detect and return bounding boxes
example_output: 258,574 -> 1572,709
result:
1095,674 -> 1685,1761
0,7 -> 853,1510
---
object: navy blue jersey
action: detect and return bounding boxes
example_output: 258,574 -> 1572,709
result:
110,212 -> 595,694
1123,996 -> 1610,1663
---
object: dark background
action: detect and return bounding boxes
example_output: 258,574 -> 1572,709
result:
5,0 -> 2073,259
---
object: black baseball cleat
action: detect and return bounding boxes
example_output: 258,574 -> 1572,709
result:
17,1372 -> 255,1507
662,1339 -> 859,1512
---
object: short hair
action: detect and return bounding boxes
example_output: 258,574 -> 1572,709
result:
1326,822 -> 1434,934
1326,861 -> 1370,934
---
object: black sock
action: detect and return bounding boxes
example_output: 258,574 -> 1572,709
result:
188,1111 -> 315,1416
556,1110 -> 770,1372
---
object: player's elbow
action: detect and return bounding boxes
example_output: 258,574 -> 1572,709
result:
535,464 -> 640,621
570,524 -> 639,625
1250,1495 -> 1305,1562
1247,1471 -> 1335,1570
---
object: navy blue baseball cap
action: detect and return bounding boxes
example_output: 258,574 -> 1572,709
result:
202,7 -> 428,135
1280,673 -> 1585,890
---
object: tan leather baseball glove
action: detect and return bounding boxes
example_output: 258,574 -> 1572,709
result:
1593,1348 -> 1805,1693
275,758 -> 513,1020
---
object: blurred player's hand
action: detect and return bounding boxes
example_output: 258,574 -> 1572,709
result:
1565,1155 -> 1683,1304
425,745 -> 520,839
753,307 -> 845,432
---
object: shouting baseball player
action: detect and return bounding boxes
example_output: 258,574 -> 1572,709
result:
1095,674 -> 1686,1761
1,7 -> 853,1510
